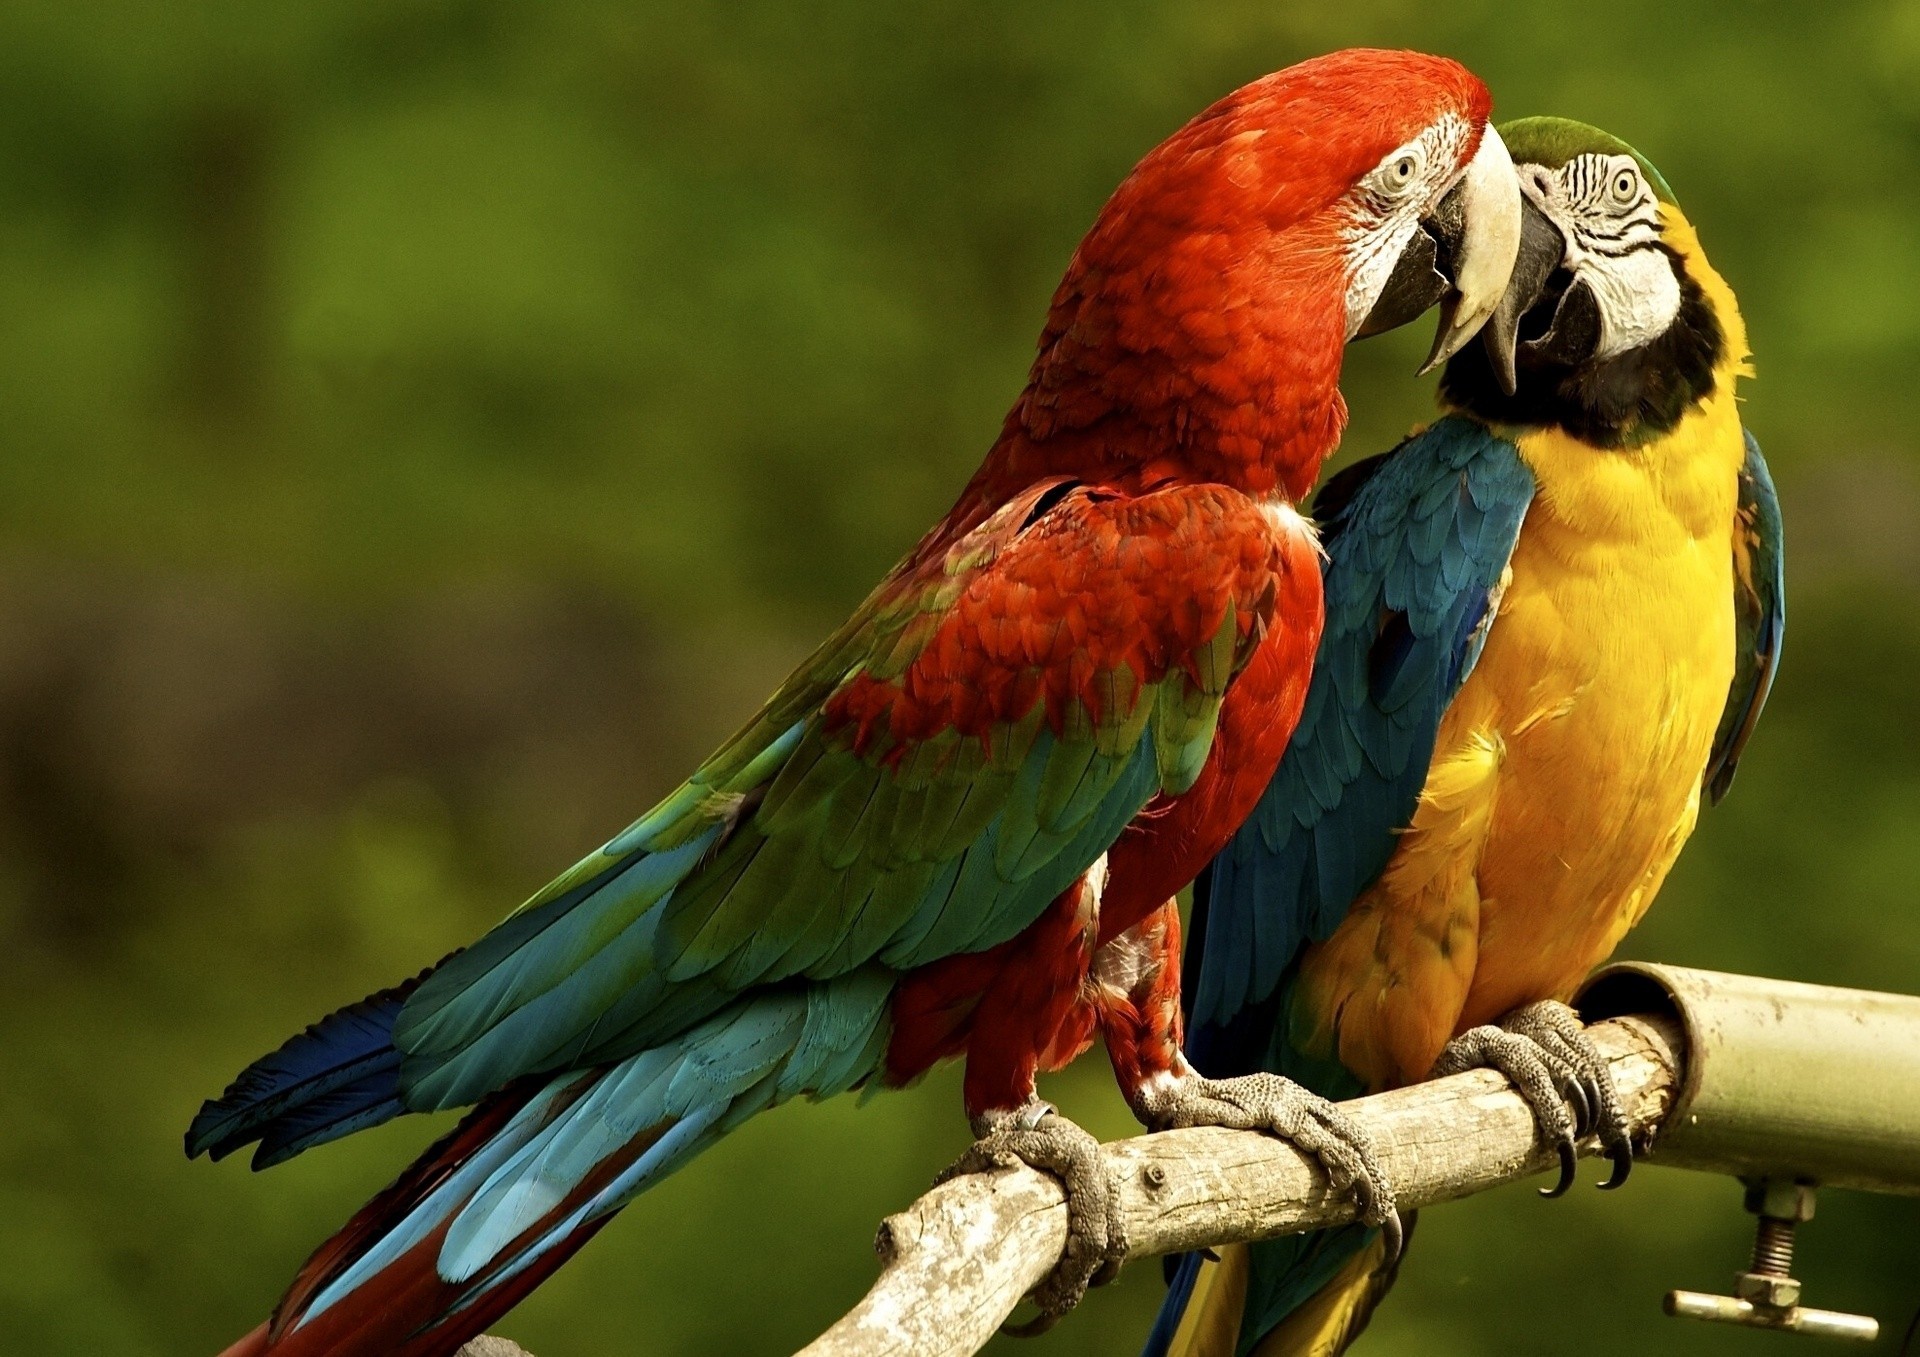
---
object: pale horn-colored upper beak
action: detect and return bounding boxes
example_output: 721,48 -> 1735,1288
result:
1417,123 -> 1522,374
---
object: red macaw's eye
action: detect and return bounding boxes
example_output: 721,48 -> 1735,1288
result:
1373,145 -> 1432,203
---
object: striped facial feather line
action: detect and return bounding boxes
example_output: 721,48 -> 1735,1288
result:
1554,153 -> 1662,258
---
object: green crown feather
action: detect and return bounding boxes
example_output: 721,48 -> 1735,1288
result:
1498,115 -> 1677,206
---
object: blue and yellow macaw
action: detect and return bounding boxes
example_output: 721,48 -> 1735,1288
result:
1146,117 -> 1785,1357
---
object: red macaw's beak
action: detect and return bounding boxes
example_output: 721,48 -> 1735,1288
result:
1356,124 -> 1523,373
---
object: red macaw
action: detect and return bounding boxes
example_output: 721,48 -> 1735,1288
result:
185,49 -> 1520,1355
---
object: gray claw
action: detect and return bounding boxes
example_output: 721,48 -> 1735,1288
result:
1599,1140 -> 1634,1190
1435,1000 -> 1636,1194
1377,1204 -> 1406,1271
1133,1070 -> 1400,1247
936,1100 -> 1126,1333
1563,1077 -> 1594,1137
1542,1139 -> 1578,1199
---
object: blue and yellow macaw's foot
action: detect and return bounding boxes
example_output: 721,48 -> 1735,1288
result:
1132,1070 -> 1402,1263
935,1099 -> 1128,1333
1432,1000 -> 1633,1196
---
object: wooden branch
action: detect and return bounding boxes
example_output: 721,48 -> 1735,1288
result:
801,1013 -> 1684,1357
459,1013 -> 1684,1357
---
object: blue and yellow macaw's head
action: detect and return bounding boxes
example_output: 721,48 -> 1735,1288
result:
1439,116 -> 1750,449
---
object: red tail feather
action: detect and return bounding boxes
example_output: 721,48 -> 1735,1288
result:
220,1076 -> 667,1357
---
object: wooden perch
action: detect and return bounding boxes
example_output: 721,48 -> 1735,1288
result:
801,1013 -> 1684,1357
459,1013 -> 1684,1357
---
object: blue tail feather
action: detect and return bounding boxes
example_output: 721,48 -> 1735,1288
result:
1142,1251 -> 1205,1357
282,971 -> 894,1345
253,1071 -> 410,1169
186,967 -> 435,1167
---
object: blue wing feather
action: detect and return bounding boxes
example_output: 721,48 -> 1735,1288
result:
184,974 -> 422,1166
1188,416 -> 1534,1057
1705,430 -> 1785,804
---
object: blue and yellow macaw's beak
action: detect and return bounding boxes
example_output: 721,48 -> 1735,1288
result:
1479,192 -> 1588,395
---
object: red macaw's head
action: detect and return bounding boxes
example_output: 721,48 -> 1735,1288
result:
997,49 -> 1520,504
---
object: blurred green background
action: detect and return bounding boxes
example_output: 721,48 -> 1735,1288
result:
3,1 -> 1917,1354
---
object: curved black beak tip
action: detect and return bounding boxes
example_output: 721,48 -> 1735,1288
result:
1482,196 -> 1568,396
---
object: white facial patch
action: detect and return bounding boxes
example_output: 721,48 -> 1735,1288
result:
1342,112 -> 1476,339
1522,153 -> 1682,361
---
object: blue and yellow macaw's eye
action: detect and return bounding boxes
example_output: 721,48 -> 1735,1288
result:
1607,162 -> 1643,207
1554,153 -> 1658,224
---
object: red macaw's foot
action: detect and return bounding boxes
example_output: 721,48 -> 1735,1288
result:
1130,1068 -> 1402,1262
1431,999 -> 1634,1196
933,1099 -> 1126,1333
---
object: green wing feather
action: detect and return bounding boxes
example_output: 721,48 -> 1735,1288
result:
392,481 -> 1277,1110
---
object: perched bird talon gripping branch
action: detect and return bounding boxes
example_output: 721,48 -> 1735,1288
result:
183,49 -> 1522,1356
933,1100 -> 1128,1330
1149,117 -> 1783,1357
1130,1068 -> 1403,1259
1432,998 -> 1633,1197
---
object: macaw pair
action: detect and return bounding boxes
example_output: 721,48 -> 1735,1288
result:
183,50 -> 1782,1357
1145,119 -> 1784,1357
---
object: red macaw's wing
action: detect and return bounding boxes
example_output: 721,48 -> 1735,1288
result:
391,479 -> 1296,1110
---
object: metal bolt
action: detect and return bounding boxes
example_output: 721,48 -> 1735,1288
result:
1665,1179 -> 1878,1341
1723,1183 -> 1806,1312
1726,1179 -> 1811,1312
1734,1273 -> 1803,1308
1142,1164 -> 1168,1191
1750,1214 -> 1798,1277
1743,1178 -> 1816,1224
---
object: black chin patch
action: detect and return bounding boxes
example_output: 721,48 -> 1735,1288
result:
1439,245 -> 1723,449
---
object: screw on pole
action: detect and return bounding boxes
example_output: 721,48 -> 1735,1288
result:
1664,1178 -> 1878,1341
1752,1214 -> 1796,1276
